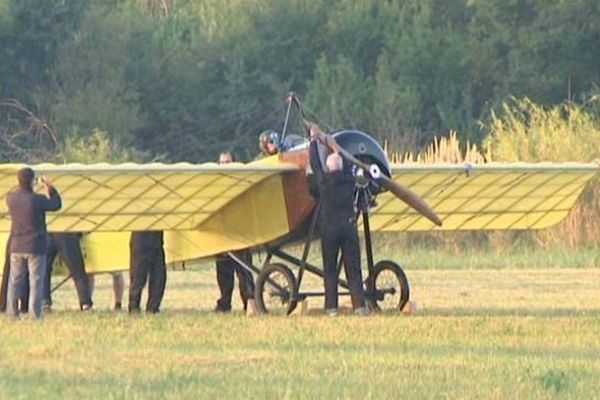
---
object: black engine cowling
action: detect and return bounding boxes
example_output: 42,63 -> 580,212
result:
332,130 -> 391,194
301,129 -> 391,200
333,130 -> 391,175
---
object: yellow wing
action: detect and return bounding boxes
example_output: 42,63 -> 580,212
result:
0,160 -> 295,272
0,161 -> 295,232
370,163 -> 599,231
3,162 -> 598,273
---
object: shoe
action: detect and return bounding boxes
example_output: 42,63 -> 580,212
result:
80,303 -> 92,311
326,308 -> 339,317
114,302 -> 122,311
42,303 -> 52,313
354,307 -> 369,316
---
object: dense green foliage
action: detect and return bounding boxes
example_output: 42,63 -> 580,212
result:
2,0 -> 600,162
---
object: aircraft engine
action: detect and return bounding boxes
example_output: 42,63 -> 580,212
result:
332,130 -> 391,196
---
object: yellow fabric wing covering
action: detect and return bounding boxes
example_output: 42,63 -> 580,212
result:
0,162 -> 293,272
0,162 -> 295,232
370,163 -> 599,231
1,162 -> 599,273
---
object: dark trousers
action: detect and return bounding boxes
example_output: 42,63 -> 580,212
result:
321,223 -> 366,310
44,233 -> 92,309
129,247 -> 167,313
216,251 -> 255,311
0,237 -> 28,313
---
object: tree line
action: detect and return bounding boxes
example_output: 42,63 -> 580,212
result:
1,0 -> 600,163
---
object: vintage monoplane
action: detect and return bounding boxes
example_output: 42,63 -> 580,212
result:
1,98 -> 598,314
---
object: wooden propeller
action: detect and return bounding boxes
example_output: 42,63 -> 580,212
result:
309,123 -> 443,227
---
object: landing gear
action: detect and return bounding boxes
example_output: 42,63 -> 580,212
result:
359,192 -> 410,313
252,187 -> 412,316
255,263 -> 297,315
367,260 -> 410,312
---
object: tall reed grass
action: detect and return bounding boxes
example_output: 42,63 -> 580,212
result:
385,97 -> 600,253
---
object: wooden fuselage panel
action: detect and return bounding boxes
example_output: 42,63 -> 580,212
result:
279,148 -> 315,233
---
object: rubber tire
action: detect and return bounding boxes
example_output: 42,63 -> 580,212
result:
368,260 -> 410,312
255,263 -> 297,315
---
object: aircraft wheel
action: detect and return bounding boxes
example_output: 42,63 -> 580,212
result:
368,260 -> 410,312
255,263 -> 297,315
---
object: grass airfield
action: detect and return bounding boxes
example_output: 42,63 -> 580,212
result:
1,266 -> 600,399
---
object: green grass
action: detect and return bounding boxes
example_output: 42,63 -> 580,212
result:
405,245 -> 600,269
2,266 -> 600,399
277,234 -> 600,270
374,239 -> 600,270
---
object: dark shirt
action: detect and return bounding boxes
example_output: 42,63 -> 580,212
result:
319,171 -> 356,225
130,231 -> 164,250
309,139 -> 356,225
6,187 -> 62,254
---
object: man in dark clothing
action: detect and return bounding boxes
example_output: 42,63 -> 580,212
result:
128,231 -> 167,313
43,232 -> 93,311
215,250 -> 255,312
308,125 -> 367,316
6,168 -> 62,319
214,151 -> 255,312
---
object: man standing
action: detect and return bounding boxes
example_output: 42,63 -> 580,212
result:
214,151 -> 255,312
128,231 -> 166,313
308,125 -> 367,316
6,168 -> 61,319
215,250 -> 255,313
43,233 -> 93,311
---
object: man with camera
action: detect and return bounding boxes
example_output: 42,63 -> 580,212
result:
5,168 -> 62,319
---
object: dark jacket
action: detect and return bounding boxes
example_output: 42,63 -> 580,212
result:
319,171 -> 356,227
308,139 -> 356,226
6,187 -> 62,254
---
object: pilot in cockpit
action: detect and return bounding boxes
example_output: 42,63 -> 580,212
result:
258,130 -> 280,157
